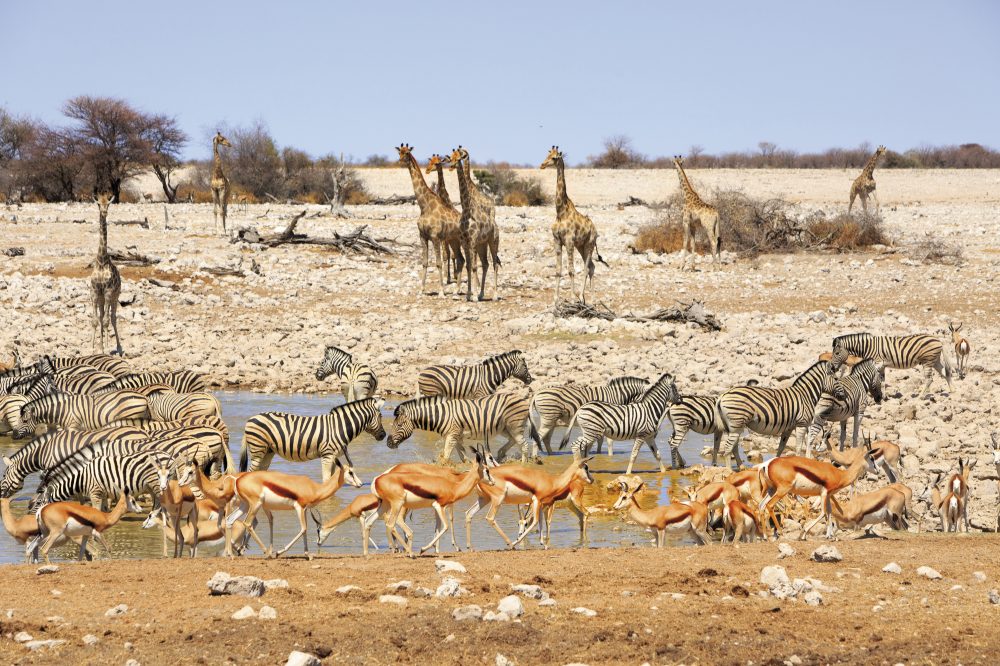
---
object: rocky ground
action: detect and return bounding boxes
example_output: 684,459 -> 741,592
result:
1,535 -> 1000,665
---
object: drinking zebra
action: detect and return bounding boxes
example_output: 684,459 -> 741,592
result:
831,332 -> 951,396
558,373 -> 681,474
19,391 -> 150,433
417,350 -> 532,399
36,450 -> 173,509
315,346 -> 379,401
714,361 -> 837,469
240,397 -> 386,479
387,393 -> 543,463
667,380 -> 760,469
804,359 -> 885,455
39,354 -> 131,378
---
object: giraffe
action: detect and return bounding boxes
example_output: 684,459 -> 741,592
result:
426,153 -> 463,282
540,146 -> 606,304
849,145 -> 886,214
672,155 -> 721,270
396,144 -> 462,297
448,146 -> 501,302
90,194 -> 123,356
210,132 -> 233,235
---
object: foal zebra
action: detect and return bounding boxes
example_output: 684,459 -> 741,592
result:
387,393 -> 542,463
315,346 -> 379,401
715,361 -> 837,469
530,376 -> 649,454
805,359 -> 886,455
51,368 -> 117,394
417,350 -> 532,399
240,397 -> 386,479
559,373 -> 680,474
831,332 -> 951,396
19,391 -> 150,433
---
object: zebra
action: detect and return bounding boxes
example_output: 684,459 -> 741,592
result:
417,350 -> 533,399
0,426 -> 148,497
530,376 -> 650,454
99,370 -> 207,394
831,332 -> 951,396
51,368 -> 117,394
240,397 -> 386,479
40,354 -> 131,378
0,394 -> 28,437
107,414 -> 230,447
145,388 -> 221,422
667,380 -> 761,469
5,373 -> 52,404
804,359 -> 885,456
315,346 -> 379,401
558,373 -> 681,475
387,393 -> 543,463
36,450 -> 173,509
714,361 -> 837,469
19,391 -> 150,433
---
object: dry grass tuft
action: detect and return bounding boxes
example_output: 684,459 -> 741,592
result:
907,233 -> 964,265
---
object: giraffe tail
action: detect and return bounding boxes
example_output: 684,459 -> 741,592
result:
595,247 -> 608,267
492,249 -> 502,268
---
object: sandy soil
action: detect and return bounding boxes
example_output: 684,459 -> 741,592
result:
1,534 -> 999,665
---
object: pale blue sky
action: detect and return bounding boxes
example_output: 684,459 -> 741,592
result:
4,1 -> 998,163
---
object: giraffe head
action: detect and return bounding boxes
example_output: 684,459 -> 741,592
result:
876,145 -> 886,157
425,154 -> 446,174
447,146 -> 470,171
396,143 -> 415,165
672,155 -> 685,169
213,132 -> 232,149
540,145 -> 563,170
95,193 -> 114,217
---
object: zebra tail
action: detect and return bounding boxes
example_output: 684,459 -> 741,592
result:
222,444 -> 234,473
239,441 -> 248,473
528,418 -> 543,450
712,398 -> 730,436
557,411 -> 579,451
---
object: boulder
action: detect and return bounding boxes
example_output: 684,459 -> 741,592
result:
810,545 -> 842,562
435,560 -> 467,574
497,595 -> 525,618
207,572 -> 266,598
231,606 -> 257,620
452,605 -> 484,622
286,651 -> 322,666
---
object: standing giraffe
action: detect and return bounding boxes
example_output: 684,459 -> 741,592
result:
90,194 -> 123,356
449,146 -> 501,302
672,156 -> 721,270
540,146 -> 605,304
210,132 -> 233,235
396,144 -> 462,297
849,145 -> 886,214
426,154 -> 464,283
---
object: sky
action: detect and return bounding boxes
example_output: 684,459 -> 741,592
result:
3,1 -> 998,164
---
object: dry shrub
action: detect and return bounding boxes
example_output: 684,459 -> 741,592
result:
503,191 -> 529,207
807,212 -> 888,250
473,164 -> 548,206
345,189 -> 370,205
908,233 -> 964,265
176,184 -> 213,203
633,219 -> 708,253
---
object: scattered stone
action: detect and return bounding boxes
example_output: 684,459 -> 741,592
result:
760,565 -> 791,588
882,562 -> 902,574
231,605 -> 257,620
803,590 -> 824,606
413,586 -> 434,598
379,594 -> 408,606
777,543 -> 795,559
811,545 -> 842,563
207,571 -> 266,597
436,576 -> 468,598
335,585 -> 362,595
511,583 -> 548,600
263,579 -> 289,590
124,642 -> 135,651
497,595 -> 525,618
50,589 -> 61,596
571,607 -> 597,617
125,660 -> 141,666
14,631 -> 33,643
917,566 -> 943,580
786,655 -> 803,666
974,571 -> 987,583
105,604 -> 128,617
45,615 -> 64,623
83,634 -> 99,646
25,640 -> 66,651
258,605 -> 277,620
483,610 -> 511,622
435,560 -> 467,574
539,598 -> 557,607
452,605 -> 484,621
36,565 -> 59,575
286,651 -> 322,666
989,589 -> 1000,605
496,654 -> 516,666
386,580 -> 412,592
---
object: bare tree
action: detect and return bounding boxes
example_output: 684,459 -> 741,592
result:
0,108 -> 37,199
145,114 -> 187,202
589,135 -> 646,169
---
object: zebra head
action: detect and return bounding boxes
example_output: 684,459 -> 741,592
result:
364,398 -> 387,441
316,346 -> 351,381
868,360 -> 886,404
15,403 -> 38,438
510,351 -> 533,385
387,402 -> 415,449
612,475 -> 644,511
0,461 -> 18,498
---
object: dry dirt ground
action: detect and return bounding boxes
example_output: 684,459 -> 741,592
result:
1,534 -> 999,665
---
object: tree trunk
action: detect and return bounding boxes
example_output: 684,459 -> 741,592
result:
152,165 -> 179,203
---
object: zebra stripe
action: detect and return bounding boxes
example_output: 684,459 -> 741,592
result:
715,361 -> 836,468
560,373 -> 680,473
0,394 -> 28,437
107,415 -> 231,448
145,389 -> 221,422
530,376 -> 650,452
832,332 -> 951,395
20,391 -> 150,432
39,354 -> 131,378
240,397 -> 386,479
51,368 -> 117,394
3,374 -> 51,402
388,392 -> 542,463
38,450 -> 171,508
806,359 -> 885,454
315,346 -> 379,401
417,350 -> 532,399
666,395 -> 719,469
100,371 -> 208,394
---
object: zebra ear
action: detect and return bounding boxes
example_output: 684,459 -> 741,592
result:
1,456 -> 11,467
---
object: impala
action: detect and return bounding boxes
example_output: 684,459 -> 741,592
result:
612,475 -> 710,546
36,491 -> 142,563
722,499 -> 764,544
827,484 -> 910,536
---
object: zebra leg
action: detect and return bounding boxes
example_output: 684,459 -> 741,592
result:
626,438 -> 644,475
726,431 -> 746,469
644,436 -> 666,473
570,437 -> 591,463
839,420 -> 848,451
851,411 -> 862,449
920,365 -> 935,397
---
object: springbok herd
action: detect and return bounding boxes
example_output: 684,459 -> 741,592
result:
0,314 -> 991,563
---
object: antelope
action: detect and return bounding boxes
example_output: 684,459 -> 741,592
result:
1,497 -> 44,561
229,459 -> 363,559
827,485 -> 909,536
0,350 -> 19,372
316,493 -> 397,555
944,457 -> 975,532
144,505 -> 253,556
465,458 -> 595,550
725,467 -> 765,506
36,491 -> 142,563
823,434 -> 896,486
758,451 -> 872,539
722,499 -> 764,544
371,448 -> 494,557
611,475 -> 711,546
817,351 -> 862,370
928,473 -> 963,533
515,462 -> 596,548
949,322 -> 970,379
686,481 -> 740,530
158,460 -> 199,558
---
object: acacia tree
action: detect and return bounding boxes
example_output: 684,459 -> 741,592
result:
145,113 -> 187,202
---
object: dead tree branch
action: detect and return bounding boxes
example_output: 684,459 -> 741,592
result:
553,299 -> 722,331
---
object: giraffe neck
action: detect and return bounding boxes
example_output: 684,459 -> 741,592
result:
554,158 -> 570,214
97,210 -> 109,260
213,142 -> 225,179
861,151 -> 881,177
454,158 -> 473,210
434,165 -> 450,202
675,163 -> 702,205
403,154 -> 437,213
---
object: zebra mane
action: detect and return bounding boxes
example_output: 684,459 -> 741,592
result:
607,376 -> 648,388
792,361 -> 832,386
393,396 -> 447,416
639,373 -> 673,400
323,346 -> 352,361
833,332 -> 872,347
849,358 -> 878,374
483,350 -> 523,366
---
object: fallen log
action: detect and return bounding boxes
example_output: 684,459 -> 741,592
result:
368,194 -> 416,206
109,247 -> 159,266
553,299 -> 722,331
233,211 -> 401,254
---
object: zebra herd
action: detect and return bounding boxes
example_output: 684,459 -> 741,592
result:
0,325 -> 968,561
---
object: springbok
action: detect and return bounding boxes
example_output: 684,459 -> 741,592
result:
722,499 -> 764,544
827,485 -> 909,536
758,451 -> 872,539
2,497 -> 43,561
36,491 -> 142,563
686,481 -> 740,531
229,459 -> 363,559
949,322 -> 970,379
371,448 -> 494,557
816,351 -> 863,370
612,475 -> 711,546
514,461 -> 596,548
928,473 -> 963,533
158,460 -> 199,558
316,493 -> 396,555
144,504 -> 252,556
944,457 -> 975,532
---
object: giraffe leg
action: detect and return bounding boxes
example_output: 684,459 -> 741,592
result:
848,190 -> 856,214
566,241 -> 577,302
91,288 -> 103,353
419,237 -> 430,295
872,189 -> 880,214
476,247 -> 489,302
212,188 -> 221,231
490,238 -> 501,301
108,290 -> 123,356
860,193 -> 869,215
221,183 -> 230,235
434,241 -> 447,298
463,240 -> 474,302
679,213 -> 691,268
553,240 -> 563,305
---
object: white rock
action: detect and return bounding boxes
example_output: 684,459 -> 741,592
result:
452,605 -> 484,621
379,594 -> 408,606
207,571 -> 266,597
917,566 -> 943,580
105,604 -> 128,617
571,607 -> 597,617
973,571 -> 987,583
539,598 -> 557,607
386,580 -> 412,592
497,595 -> 525,618
882,562 -> 902,574
989,589 -> 1000,605
811,545 -> 842,562
413,586 -> 434,598
258,605 -> 277,620
286,651 -> 322,666
335,585 -> 362,594
14,631 -> 33,643
435,560 -> 467,574
511,583 -> 549,600
803,590 -> 824,606
786,655 -> 803,666
25,640 -> 66,651
496,654 -> 516,666
483,610 -> 511,622
435,576 -> 468,598
83,634 -> 99,646
263,579 -> 289,590
777,543 -> 795,559
760,565 -> 791,588
36,565 -> 59,575
231,605 -> 257,620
